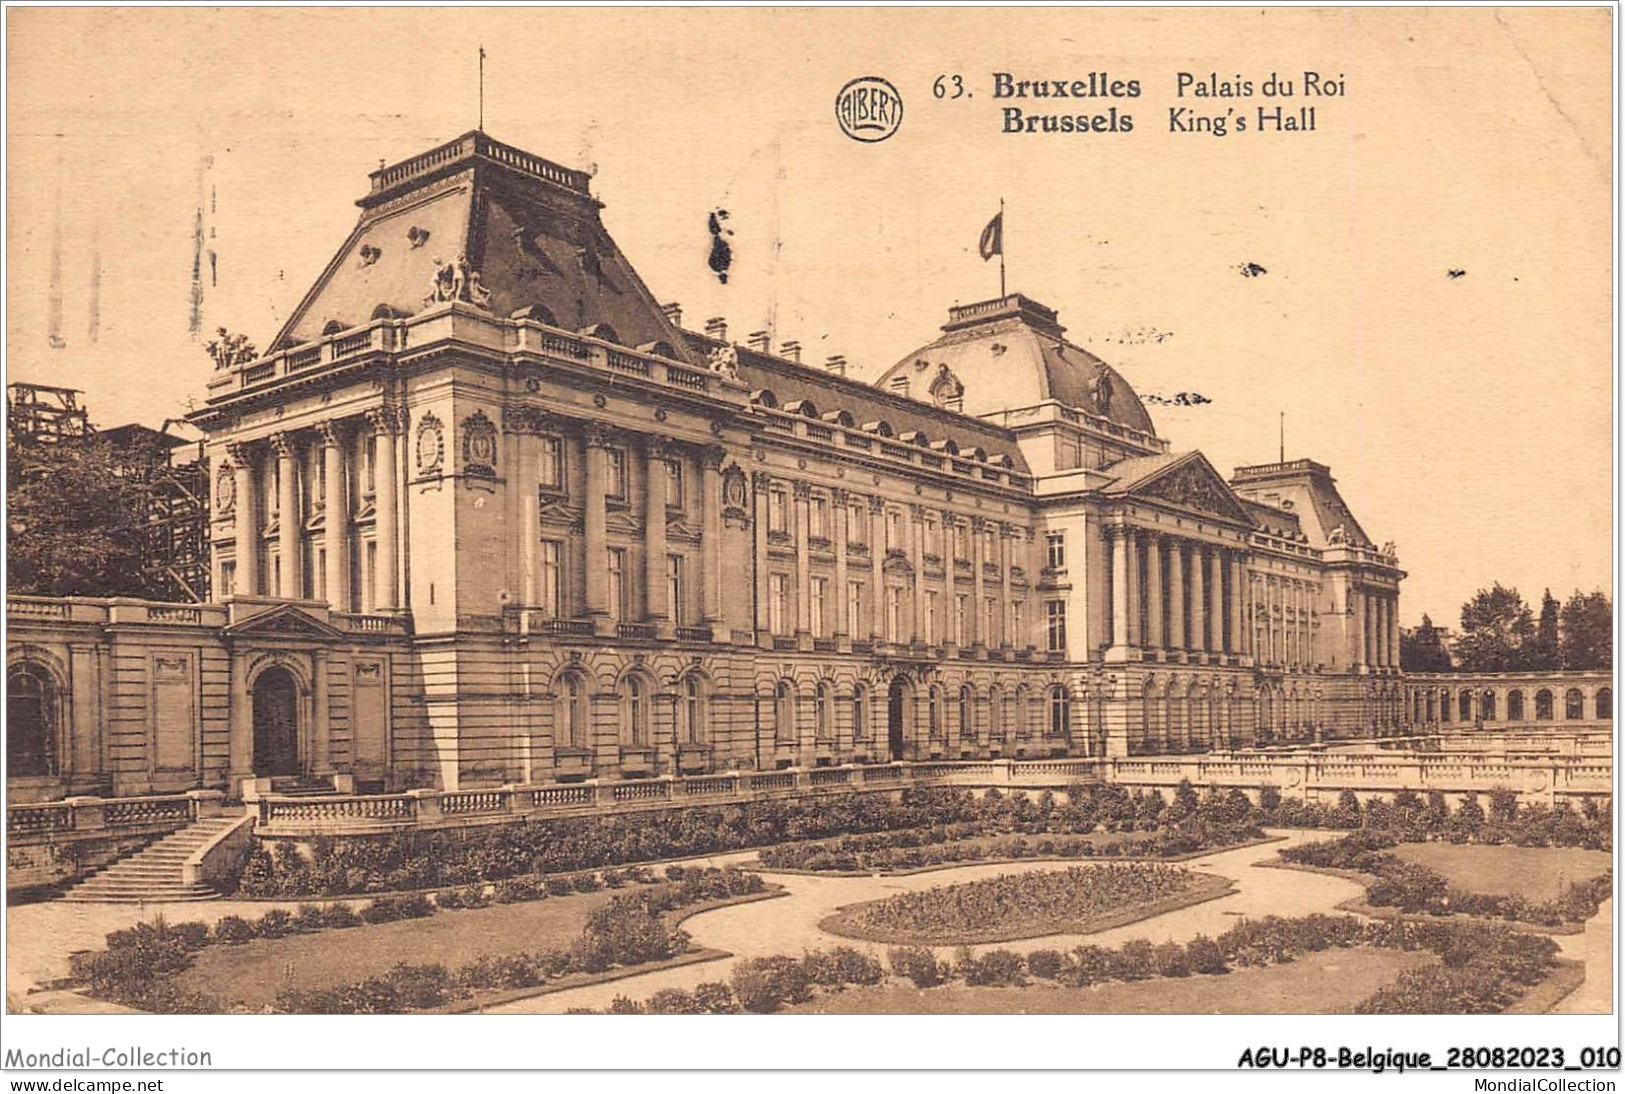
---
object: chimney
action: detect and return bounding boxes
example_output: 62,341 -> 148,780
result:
779,339 -> 802,363
703,317 -> 728,343
661,302 -> 683,328
824,354 -> 848,376
747,330 -> 772,353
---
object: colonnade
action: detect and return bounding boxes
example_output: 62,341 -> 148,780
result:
1353,586 -> 1400,671
1105,524 -> 1246,657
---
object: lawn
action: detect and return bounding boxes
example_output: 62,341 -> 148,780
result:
1390,843 -> 1611,904
174,892 -> 619,1010
790,946 -> 1437,1014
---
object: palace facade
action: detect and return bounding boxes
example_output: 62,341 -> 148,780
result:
8,130 -> 1410,802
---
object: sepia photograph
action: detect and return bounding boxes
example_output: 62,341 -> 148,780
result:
1,1 -> 1617,1079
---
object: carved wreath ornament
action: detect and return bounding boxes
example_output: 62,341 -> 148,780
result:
462,409 -> 498,477
415,412 -> 444,475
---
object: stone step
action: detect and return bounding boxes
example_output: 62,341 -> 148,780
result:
61,816 -> 243,904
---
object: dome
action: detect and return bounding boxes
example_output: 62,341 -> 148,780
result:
875,294 -> 1157,437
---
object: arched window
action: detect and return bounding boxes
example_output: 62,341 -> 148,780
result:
7,664 -> 58,777
1459,690 -> 1473,722
1049,685 -> 1070,738
1439,690 -> 1451,723
988,686 -> 1004,742
1565,688 -> 1585,720
815,682 -> 834,742
621,675 -> 650,745
1481,690 -> 1497,721
1535,688 -> 1554,721
928,686 -> 944,741
775,680 -> 795,743
958,686 -> 973,743
1507,689 -> 1525,721
1596,688 -> 1612,720
1426,692 -> 1437,722
1013,686 -> 1030,740
678,675 -> 706,744
851,684 -> 870,741
555,671 -> 588,748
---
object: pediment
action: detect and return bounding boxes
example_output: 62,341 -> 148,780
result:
225,604 -> 346,640
1117,454 -> 1253,525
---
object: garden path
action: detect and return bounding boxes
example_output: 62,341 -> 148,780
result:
488,829 -> 1361,1013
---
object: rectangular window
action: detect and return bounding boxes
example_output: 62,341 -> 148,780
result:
607,547 -> 626,620
667,554 -> 684,625
1013,600 -> 1025,646
769,573 -> 789,634
924,590 -> 939,646
848,581 -> 864,635
363,434 -> 376,495
810,495 -> 829,539
985,596 -> 999,646
810,577 -> 828,637
984,527 -> 997,561
955,523 -> 970,559
221,560 -> 236,598
848,503 -> 868,545
540,540 -> 562,617
955,594 -> 969,646
539,436 -> 563,490
606,448 -> 628,500
924,516 -> 940,556
885,509 -> 901,551
1046,531 -> 1066,571
885,586 -> 902,642
665,459 -> 684,509
769,489 -> 788,534
1046,600 -> 1068,652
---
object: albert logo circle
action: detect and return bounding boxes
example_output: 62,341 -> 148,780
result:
835,77 -> 904,143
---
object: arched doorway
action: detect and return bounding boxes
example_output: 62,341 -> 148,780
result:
252,667 -> 301,776
886,677 -> 910,761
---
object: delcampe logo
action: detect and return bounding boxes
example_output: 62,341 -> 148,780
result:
835,76 -> 904,143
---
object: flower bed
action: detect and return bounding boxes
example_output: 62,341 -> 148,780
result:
819,863 -> 1235,945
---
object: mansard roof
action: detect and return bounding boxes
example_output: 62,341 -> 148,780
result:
1230,458 -> 1373,549
679,331 -> 1031,473
269,131 -> 698,364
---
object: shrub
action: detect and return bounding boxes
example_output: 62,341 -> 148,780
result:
322,902 -> 361,929
255,908 -> 295,938
294,904 -> 329,933
1152,941 -> 1190,978
644,988 -> 701,1013
1184,934 -> 1228,975
384,963 -> 454,1010
168,921 -> 212,951
362,893 -> 435,924
544,876 -> 575,897
888,946 -> 945,988
572,872 -> 604,893
1025,948 -> 1064,980
731,955 -> 812,1013
606,995 -> 645,1014
212,915 -> 256,945
693,981 -> 741,1014
492,877 -> 542,904
1110,939 -> 1156,981
962,948 -> 1026,987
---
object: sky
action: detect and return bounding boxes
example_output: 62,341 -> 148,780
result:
6,6 -> 1613,628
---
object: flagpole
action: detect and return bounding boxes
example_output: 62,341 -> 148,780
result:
478,46 -> 486,130
999,196 -> 1006,299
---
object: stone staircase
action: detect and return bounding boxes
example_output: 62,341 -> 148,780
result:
62,816 -> 242,903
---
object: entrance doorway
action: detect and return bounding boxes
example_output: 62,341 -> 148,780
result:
252,667 -> 301,776
886,677 -> 910,761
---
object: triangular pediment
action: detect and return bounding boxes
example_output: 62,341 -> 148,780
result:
225,603 -> 346,640
1105,452 -> 1254,525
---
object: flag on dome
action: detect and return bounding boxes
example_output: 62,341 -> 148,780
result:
978,210 -> 1003,261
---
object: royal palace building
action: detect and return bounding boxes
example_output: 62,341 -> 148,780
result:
7,131 -> 1409,803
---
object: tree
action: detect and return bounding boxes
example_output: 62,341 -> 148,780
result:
7,434 -> 173,599
1560,591 -> 1612,670
1455,584 -> 1535,672
1526,590 -> 1561,671
1400,614 -> 1455,672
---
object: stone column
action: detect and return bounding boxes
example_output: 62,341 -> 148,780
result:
1168,541 -> 1187,651
1229,554 -> 1246,657
999,523 -> 1014,650
228,652 -> 253,789
318,421 -> 348,612
1351,586 -> 1367,671
1144,533 -> 1164,651
752,471 -> 772,639
701,449 -> 725,628
1123,528 -> 1140,648
366,408 -> 400,611
519,432 -> 540,607
793,482 -> 812,639
868,496 -> 884,640
1388,593 -> 1400,669
270,431 -> 301,599
311,649 -> 330,775
832,489 -> 850,642
1189,544 -> 1206,653
644,437 -> 670,625
583,424 -> 611,620
227,442 -> 258,596
1108,525 -> 1130,653
910,505 -> 927,642
971,517 -> 987,649
1365,592 -> 1378,670
1208,549 -> 1224,658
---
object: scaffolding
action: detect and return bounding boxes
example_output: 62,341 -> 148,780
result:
7,381 -> 91,444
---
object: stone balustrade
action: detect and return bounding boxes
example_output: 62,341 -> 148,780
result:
6,790 -> 226,843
